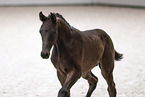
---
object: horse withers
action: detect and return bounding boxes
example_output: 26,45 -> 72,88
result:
39,12 -> 123,97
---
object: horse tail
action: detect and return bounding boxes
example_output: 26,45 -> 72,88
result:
115,50 -> 123,61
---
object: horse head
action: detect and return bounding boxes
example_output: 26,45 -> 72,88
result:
39,12 -> 58,59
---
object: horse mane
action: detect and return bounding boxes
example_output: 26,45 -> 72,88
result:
54,13 -> 71,27
49,12 -> 77,31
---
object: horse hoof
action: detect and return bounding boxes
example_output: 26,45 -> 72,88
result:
58,88 -> 70,97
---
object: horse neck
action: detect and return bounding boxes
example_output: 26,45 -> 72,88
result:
55,19 -> 72,56
57,19 -> 71,43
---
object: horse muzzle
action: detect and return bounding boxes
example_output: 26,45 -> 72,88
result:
41,51 -> 50,59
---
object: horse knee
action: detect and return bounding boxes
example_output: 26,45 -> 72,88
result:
58,88 -> 70,97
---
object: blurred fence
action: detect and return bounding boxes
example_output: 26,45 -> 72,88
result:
0,0 -> 145,7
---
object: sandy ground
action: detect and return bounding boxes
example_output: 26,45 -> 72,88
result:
0,6 -> 145,97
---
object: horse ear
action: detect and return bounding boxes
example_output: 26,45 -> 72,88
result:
50,12 -> 57,24
39,11 -> 47,22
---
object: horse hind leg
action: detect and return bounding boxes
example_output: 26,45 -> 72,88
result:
82,71 -> 98,97
99,54 -> 117,97
101,70 -> 116,97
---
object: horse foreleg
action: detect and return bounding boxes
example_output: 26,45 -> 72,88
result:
57,71 -> 66,86
58,69 -> 81,97
82,71 -> 98,97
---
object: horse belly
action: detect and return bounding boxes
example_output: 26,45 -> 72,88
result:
81,55 -> 100,74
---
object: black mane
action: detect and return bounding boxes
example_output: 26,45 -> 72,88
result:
54,13 -> 71,27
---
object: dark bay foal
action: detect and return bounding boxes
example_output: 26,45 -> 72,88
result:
39,12 -> 123,97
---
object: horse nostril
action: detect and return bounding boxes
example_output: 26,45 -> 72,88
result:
41,51 -> 50,59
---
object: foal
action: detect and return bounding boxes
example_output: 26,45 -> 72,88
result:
39,12 -> 123,97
